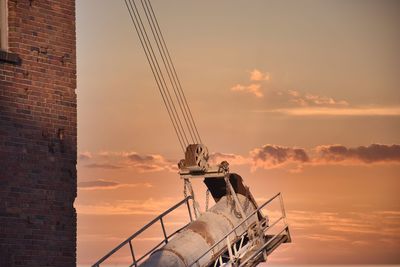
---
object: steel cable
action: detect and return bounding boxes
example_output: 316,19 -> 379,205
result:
124,0 -> 204,152
129,0 -> 190,147
146,0 -> 203,144
142,0 -> 199,144
124,0 -> 188,151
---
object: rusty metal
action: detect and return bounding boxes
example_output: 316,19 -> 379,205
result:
139,194 -> 256,267
189,192 -> 289,266
187,220 -> 215,246
93,188 -> 290,267
179,144 -> 210,172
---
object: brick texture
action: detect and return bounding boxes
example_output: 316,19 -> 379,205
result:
0,0 -> 77,266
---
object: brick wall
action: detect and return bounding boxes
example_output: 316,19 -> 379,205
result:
0,0 -> 76,266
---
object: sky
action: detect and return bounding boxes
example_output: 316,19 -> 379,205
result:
76,0 -> 400,265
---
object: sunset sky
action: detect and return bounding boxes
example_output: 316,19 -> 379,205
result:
76,0 -> 400,265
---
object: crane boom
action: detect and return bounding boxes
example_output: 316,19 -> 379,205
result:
91,1 -> 292,266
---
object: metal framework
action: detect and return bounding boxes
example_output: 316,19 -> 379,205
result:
92,191 -> 290,267
190,192 -> 290,267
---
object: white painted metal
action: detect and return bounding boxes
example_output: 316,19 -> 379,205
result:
139,194 -> 256,267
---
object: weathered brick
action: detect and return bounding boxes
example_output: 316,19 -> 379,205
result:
0,0 -> 76,266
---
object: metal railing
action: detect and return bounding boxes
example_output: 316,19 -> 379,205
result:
92,196 -> 194,267
189,192 -> 289,267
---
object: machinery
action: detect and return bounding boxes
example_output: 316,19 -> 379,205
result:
92,1 -> 291,266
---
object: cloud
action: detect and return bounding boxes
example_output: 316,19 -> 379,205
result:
248,143 -> 400,171
80,143 -> 400,174
230,69 -> 349,109
76,197 -> 183,215
213,143 -> 400,172
285,209 -> 400,243
303,234 -> 348,242
124,152 -> 177,172
231,69 -> 400,118
316,144 -> 400,164
231,83 -> 263,98
209,152 -> 250,166
286,89 -> 348,107
250,144 -> 309,169
250,69 -> 270,81
85,163 -> 123,169
78,179 -> 119,189
79,151 -> 178,172
77,179 -> 152,190
262,106 -> 400,116
127,153 -> 156,163
79,151 -> 92,160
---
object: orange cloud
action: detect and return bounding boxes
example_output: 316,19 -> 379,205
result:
209,152 -> 250,166
315,144 -> 400,164
124,152 -> 177,172
75,197 -> 183,215
249,69 -> 270,81
250,144 -> 400,170
78,179 -> 152,190
286,89 -> 349,107
85,163 -> 123,169
79,151 -> 92,160
214,144 -> 400,172
231,83 -> 263,98
79,144 -> 400,174
231,70 -> 350,109
265,106 -> 400,116
79,151 -> 177,172
250,144 -> 309,170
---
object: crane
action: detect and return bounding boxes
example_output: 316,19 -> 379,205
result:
92,1 -> 291,266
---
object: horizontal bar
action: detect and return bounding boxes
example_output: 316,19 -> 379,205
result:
136,239 -> 165,263
92,196 -> 193,267
239,226 -> 288,267
265,216 -> 284,233
179,166 -> 227,179
189,192 -> 283,266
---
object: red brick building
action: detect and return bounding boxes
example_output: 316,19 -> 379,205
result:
0,0 -> 77,266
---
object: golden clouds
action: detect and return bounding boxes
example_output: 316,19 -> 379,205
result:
219,143 -> 400,172
78,179 -> 152,190
228,69 -> 400,118
209,152 -> 250,166
76,197 -> 182,216
316,144 -> 400,164
79,144 -> 400,174
250,144 -> 309,170
230,69 -> 349,107
231,83 -> 263,98
286,89 -> 349,107
265,106 -> 400,116
230,69 -> 269,98
78,151 -> 177,173
250,69 -> 271,81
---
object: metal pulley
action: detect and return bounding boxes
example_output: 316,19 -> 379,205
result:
178,144 -> 210,172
